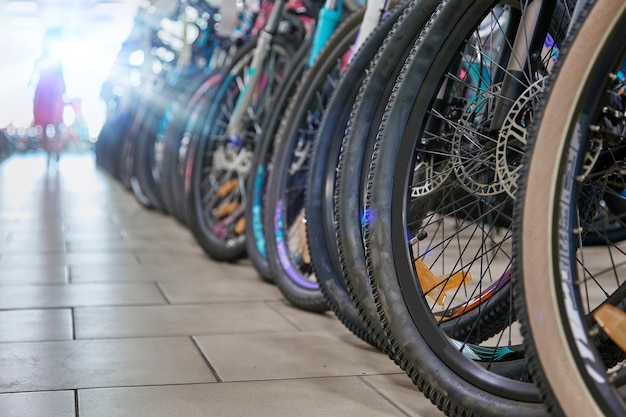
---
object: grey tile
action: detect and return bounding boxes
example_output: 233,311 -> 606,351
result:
0,309 -> 72,342
66,239 -> 202,254
159,277 -> 283,304
0,244 -> 65,255
194,331 -> 401,382
361,374 -> 446,417
70,263 -> 219,283
0,337 -> 216,392
0,283 -> 166,309
63,231 -> 126,242
78,377 -> 409,417
0,252 -> 139,269
135,251 -> 214,269
217,259 -> 264,281
267,300 -> 350,332
0,265 -> 68,284
74,303 -> 298,339
0,390 -> 75,417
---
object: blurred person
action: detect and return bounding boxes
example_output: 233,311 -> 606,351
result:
31,28 -> 66,165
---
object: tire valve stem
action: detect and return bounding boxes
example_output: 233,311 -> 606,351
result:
416,230 -> 428,241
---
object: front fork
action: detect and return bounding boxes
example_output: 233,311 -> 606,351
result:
489,0 -> 557,131
225,0 -> 289,138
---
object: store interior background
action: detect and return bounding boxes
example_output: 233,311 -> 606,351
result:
0,0 -> 142,142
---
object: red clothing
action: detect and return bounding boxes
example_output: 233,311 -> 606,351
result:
33,56 -> 65,127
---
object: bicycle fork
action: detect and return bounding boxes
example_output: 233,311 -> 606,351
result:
225,0 -> 289,139
489,0 -> 558,131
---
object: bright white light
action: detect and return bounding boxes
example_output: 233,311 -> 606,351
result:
63,105 -> 76,126
0,0 -> 140,131
6,1 -> 38,13
184,5 -> 199,21
129,50 -> 145,66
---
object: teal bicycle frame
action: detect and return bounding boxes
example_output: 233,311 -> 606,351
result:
224,0 -> 349,140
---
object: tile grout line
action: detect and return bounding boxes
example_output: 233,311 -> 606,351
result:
190,336 -> 224,383
74,389 -> 80,417
71,307 -> 76,340
132,250 -> 143,265
264,301 -> 304,331
357,375 -> 413,417
155,282 -> 172,304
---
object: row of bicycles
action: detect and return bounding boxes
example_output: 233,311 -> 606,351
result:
94,0 -> 626,415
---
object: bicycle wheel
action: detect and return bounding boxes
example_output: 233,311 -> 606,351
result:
245,36 -> 313,283
161,71 -> 223,224
363,1 -> 574,415
133,95 -> 171,214
264,9 -> 364,312
332,0 -> 443,353
186,34 -> 297,261
515,1 -> 626,416
306,0 -> 413,347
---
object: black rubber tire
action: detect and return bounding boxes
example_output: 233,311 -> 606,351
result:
513,1 -> 626,416
133,100 -> 170,213
264,9 -> 365,312
332,0 -> 444,354
361,0 -> 574,415
305,0 -> 411,349
160,71 -> 223,224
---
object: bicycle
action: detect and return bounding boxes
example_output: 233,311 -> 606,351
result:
514,0 -> 626,416
305,0 -> 441,348
344,0 -> 578,415
184,0 -> 315,261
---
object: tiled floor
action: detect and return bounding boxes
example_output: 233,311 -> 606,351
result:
0,152 -> 445,417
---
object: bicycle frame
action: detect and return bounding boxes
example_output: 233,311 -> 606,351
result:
224,0 -> 393,140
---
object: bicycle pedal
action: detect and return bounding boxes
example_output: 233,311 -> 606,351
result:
593,304 -> 626,353
234,216 -> 246,235
217,178 -> 239,198
296,214 -> 311,265
414,259 -> 472,306
213,201 -> 239,217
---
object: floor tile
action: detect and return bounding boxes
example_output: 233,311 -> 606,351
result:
135,251 -> 215,269
0,153 -> 454,417
74,302 -> 298,339
0,390 -> 75,417
69,263 -> 218,283
0,283 -> 166,309
267,300 -> 350,332
361,374 -> 445,417
0,337 -> 216,392
0,309 -> 73,342
159,277 -> 283,304
78,377 -> 409,417
0,265 -> 68,284
193,331 -> 402,382
0,252 -> 139,269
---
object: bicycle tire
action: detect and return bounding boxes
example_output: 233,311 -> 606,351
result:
362,0 -> 575,414
133,99 -> 170,213
514,1 -> 626,416
264,9 -> 365,312
245,36 -> 314,283
160,71 -> 223,224
306,0 -> 411,348
333,0 -> 443,354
